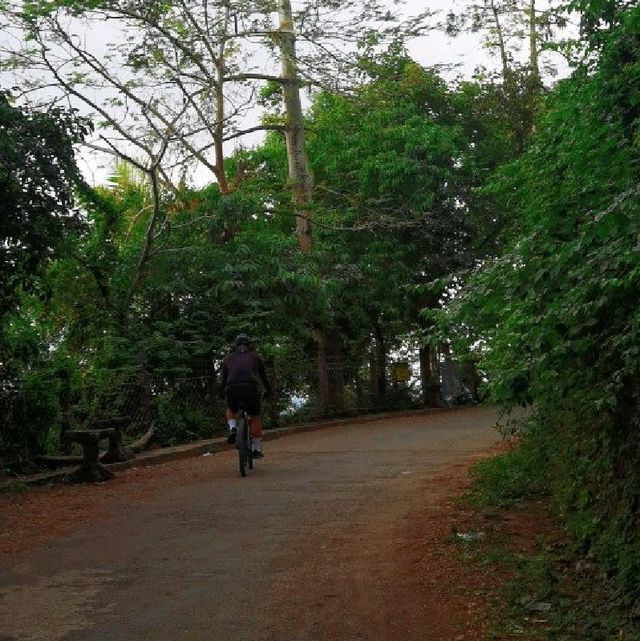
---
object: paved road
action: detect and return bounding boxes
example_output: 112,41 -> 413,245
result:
0,406 -> 500,641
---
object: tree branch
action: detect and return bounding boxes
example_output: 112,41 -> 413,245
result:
222,123 -> 287,142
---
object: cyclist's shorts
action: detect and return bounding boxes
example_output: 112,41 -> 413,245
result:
226,382 -> 260,415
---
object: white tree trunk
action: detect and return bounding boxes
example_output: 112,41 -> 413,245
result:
528,0 -> 540,81
214,4 -> 232,195
277,0 -> 314,253
490,0 -> 510,80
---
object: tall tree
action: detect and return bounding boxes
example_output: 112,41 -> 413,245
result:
0,92 -> 89,328
444,0 -> 568,149
276,0 -> 314,254
446,0 -> 565,80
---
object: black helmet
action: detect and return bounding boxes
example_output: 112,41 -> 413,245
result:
234,333 -> 251,348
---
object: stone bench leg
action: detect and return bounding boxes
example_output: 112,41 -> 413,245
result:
67,438 -> 114,483
102,427 -> 134,464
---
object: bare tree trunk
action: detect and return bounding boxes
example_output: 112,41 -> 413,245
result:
214,5 -> 231,195
264,355 -> 280,428
137,367 -> 154,431
370,321 -> 387,403
275,3 -> 347,414
461,360 -> 481,402
440,343 -> 463,402
354,367 -> 364,410
58,369 -> 72,454
277,0 -> 314,253
119,165 -> 163,327
130,424 -> 156,453
528,0 -> 540,82
419,346 -> 441,406
313,329 -> 345,416
490,0 -> 510,80
369,345 -> 379,402
419,346 -> 429,405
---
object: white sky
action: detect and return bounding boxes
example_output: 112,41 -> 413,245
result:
1,0 -> 571,186
408,0 -> 495,73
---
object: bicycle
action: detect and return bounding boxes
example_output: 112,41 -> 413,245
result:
236,405 -> 253,478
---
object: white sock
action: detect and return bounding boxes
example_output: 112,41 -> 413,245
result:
251,437 -> 261,451
227,419 -> 237,431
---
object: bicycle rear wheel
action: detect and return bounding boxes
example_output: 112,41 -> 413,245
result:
247,416 -> 254,470
237,413 -> 248,477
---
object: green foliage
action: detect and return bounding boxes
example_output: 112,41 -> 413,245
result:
0,92 -> 90,325
0,95 -> 92,463
440,4 -> 640,610
443,10 -> 640,410
468,415 -> 640,638
299,54 -> 502,350
2,0 -> 640,629
309,60 -> 468,214
468,438 -> 640,639
0,368 -> 61,467
569,0 -> 638,42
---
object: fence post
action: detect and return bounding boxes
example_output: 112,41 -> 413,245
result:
137,367 -> 153,431
58,368 -> 72,454
264,355 -> 280,428
313,329 -> 346,416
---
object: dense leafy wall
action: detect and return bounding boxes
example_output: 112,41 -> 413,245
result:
442,6 -> 640,606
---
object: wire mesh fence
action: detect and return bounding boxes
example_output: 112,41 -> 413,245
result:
0,350 -> 478,470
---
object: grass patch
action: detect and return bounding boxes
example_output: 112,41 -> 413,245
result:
467,443 -> 548,509
463,445 -> 640,640
494,538 -> 640,640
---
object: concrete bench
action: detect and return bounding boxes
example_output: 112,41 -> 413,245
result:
66,429 -> 115,483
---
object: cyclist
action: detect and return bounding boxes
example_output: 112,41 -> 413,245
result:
220,334 -> 272,457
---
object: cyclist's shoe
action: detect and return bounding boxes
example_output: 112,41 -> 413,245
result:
251,450 -> 264,458
227,428 -> 237,445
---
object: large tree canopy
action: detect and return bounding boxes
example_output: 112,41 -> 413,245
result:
0,94 -> 90,320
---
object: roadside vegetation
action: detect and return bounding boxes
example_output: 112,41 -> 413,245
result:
440,2 -> 640,629
465,439 -> 640,640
